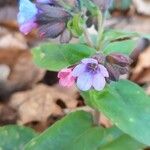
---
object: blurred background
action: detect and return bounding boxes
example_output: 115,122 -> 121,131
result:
0,0 -> 150,132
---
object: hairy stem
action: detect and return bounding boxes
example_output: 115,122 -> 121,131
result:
96,10 -> 104,50
83,28 -> 94,47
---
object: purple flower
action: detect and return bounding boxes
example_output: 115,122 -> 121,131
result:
72,58 -> 109,91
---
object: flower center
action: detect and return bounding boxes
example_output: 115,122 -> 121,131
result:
86,63 -> 99,74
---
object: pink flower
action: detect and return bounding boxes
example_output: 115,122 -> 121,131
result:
58,68 -> 75,87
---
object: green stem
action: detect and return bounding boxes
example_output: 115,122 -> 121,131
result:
83,27 -> 94,47
94,110 -> 101,125
96,10 -> 104,50
58,0 -> 72,11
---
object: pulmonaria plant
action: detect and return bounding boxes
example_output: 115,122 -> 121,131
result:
16,1 -> 150,149
18,0 -> 131,91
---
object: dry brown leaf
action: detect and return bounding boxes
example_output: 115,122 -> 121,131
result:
106,15 -> 150,34
0,6 -> 17,21
0,49 -> 45,99
0,23 -> 28,50
133,0 -> 150,16
9,84 -> 78,124
0,103 -> 17,125
130,46 -> 150,84
53,84 -> 79,108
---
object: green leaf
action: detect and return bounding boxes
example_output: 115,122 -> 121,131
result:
25,111 -> 145,150
99,127 -> 145,150
0,125 -> 37,150
100,133 -> 145,150
103,39 -> 137,55
71,126 -> 145,150
81,80 -> 150,146
32,43 -> 96,71
142,34 -> 150,40
103,29 -> 139,42
24,111 -> 97,150
25,111 -> 93,150
80,0 -> 98,16
67,14 -> 84,36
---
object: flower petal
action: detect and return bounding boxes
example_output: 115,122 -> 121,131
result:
93,73 -> 106,91
19,21 -> 37,34
59,75 -> 75,87
81,58 -> 98,64
99,64 -> 109,77
77,72 -> 93,91
72,64 -> 86,77
18,0 -> 38,24
66,75 -> 75,87
58,68 -> 72,78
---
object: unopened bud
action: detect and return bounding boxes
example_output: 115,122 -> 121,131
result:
105,63 -> 120,81
39,22 -> 66,38
92,53 -> 106,64
60,29 -> 72,43
106,53 -> 132,67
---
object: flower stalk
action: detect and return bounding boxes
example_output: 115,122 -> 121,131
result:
83,27 -> 94,47
96,9 -> 104,50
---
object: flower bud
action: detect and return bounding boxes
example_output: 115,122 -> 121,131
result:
39,22 -> 66,38
60,29 -> 72,43
58,68 -> 75,87
118,66 -> 129,75
106,53 -> 132,67
105,63 -> 120,81
92,53 -> 106,64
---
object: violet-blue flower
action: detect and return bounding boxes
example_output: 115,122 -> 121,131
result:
17,0 -> 38,34
72,58 -> 109,91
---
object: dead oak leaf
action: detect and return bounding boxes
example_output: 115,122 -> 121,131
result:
9,84 -> 78,125
0,49 -> 45,99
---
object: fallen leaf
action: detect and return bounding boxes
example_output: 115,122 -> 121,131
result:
9,84 -> 78,125
0,103 -> 17,125
0,49 -> 45,99
133,0 -> 150,16
130,46 -> 150,84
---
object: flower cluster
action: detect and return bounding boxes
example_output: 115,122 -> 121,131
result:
18,0 -> 80,43
58,53 -> 131,91
18,0 -> 112,39
58,58 -> 109,91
